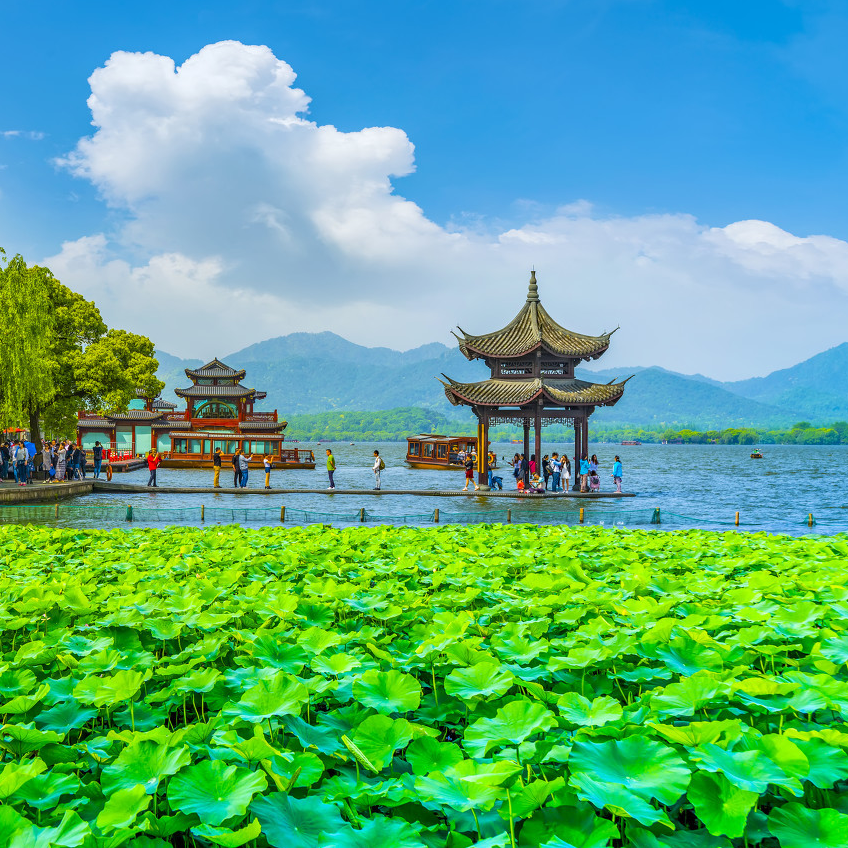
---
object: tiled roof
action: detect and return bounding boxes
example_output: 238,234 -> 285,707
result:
238,421 -> 287,432
152,399 -> 177,410
175,385 -> 256,399
184,358 -> 246,380
441,375 -> 631,408
77,418 -> 112,428
152,420 -> 191,429
106,410 -> 164,421
456,272 -> 614,361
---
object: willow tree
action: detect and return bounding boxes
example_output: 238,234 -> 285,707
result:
0,250 -> 56,445
0,249 -> 163,450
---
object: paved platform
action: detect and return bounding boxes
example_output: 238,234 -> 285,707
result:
0,480 -> 94,504
92,480 -> 635,499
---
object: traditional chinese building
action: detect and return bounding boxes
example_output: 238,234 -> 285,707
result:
442,271 -> 629,487
77,358 -> 314,468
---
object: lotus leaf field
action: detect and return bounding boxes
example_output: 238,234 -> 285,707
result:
0,524 -> 847,847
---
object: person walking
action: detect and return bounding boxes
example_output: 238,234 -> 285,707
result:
462,453 -> 479,491
41,444 -> 53,483
55,444 -> 67,482
580,453 -> 590,493
372,450 -> 384,490
612,455 -> 623,493
326,449 -> 336,489
212,448 -> 222,488
0,442 -> 9,482
264,454 -> 273,490
238,450 -> 252,488
146,450 -> 161,487
92,442 -> 103,479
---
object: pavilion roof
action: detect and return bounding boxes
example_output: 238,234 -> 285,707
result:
441,375 -> 631,408
185,358 -> 247,381
152,398 -> 177,410
238,421 -> 287,432
455,272 -> 615,361
175,385 -> 257,399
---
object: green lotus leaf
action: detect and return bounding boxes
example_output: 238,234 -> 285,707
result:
568,738 -> 690,806
768,803 -> 848,848
406,736 -> 464,775
0,757 -> 46,800
414,768 -> 504,812
74,669 -> 150,707
168,759 -> 267,826
350,714 -> 414,771
464,700 -> 557,756
12,770 -> 79,811
443,662 -> 514,702
137,811 -> 197,838
310,653 -> 361,676
649,674 -> 728,716
35,699 -> 97,733
352,669 -> 422,714
251,793 -> 346,848
14,809 -> 90,848
96,784 -> 151,832
0,668 -> 37,697
59,634 -> 113,657
223,673 -> 308,723
649,720 -> 741,748
77,648 -> 122,674
177,667 -> 222,693
519,805 -> 619,848
0,682 -> 50,714
793,738 -> 848,788
0,724 -> 63,756
507,777 -> 567,819
262,752 -> 324,789
224,731 -> 280,765
570,772 -> 672,828
248,635 -> 308,674
297,627 -> 342,655
282,716 -> 345,757
0,807 -> 28,844
322,815 -> 426,848
820,633 -> 848,665
102,740 -> 192,795
687,770 -> 758,838
557,693 -> 623,727
192,817 -> 262,847
652,639 -> 724,676
689,743 -> 789,794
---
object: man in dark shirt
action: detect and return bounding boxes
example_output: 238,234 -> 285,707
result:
231,450 -> 240,487
213,448 -> 222,488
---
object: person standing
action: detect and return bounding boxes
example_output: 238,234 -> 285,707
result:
41,444 -> 52,483
92,441 -> 103,479
542,455 -> 551,490
612,455 -> 623,493
512,454 -> 521,488
146,450 -> 161,487
550,452 -> 562,492
563,456 -> 571,492
55,444 -> 67,482
326,449 -> 336,490
462,453 -> 479,491
580,453 -> 590,493
232,449 -> 241,487
372,450 -> 383,490
238,450 -> 252,488
529,454 -> 537,476
76,445 -> 87,479
15,442 -> 28,487
0,441 -> 9,482
212,448 -> 222,488
264,454 -> 273,490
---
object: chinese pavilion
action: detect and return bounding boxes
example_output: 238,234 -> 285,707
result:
77,358 -> 314,468
442,271 -> 629,488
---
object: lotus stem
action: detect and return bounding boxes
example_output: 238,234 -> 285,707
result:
507,789 -> 516,848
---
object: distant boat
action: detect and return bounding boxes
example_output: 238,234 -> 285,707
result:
751,449 -> 763,459
621,440 -> 642,446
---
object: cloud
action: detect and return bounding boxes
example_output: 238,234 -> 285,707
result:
50,41 -> 848,380
1,130 -> 45,140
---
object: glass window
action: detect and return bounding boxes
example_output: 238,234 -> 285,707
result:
173,439 -> 187,453
188,440 -> 202,454
197,378 -> 213,385
212,439 -> 239,454
409,441 -> 420,456
247,440 -> 274,454
437,444 -> 447,458
423,443 -> 434,457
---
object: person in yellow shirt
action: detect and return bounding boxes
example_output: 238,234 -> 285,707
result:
212,448 -> 222,488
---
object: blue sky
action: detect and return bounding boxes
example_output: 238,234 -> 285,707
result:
2,1 -> 848,378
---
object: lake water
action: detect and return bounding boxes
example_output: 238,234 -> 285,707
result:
19,441 -> 848,535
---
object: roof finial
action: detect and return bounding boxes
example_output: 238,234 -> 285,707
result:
527,268 -> 539,302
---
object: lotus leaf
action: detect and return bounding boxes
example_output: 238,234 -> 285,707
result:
101,740 -> 191,795
96,784 -> 151,831
768,803 -> 848,848
519,803 -> 621,847
557,693 -> 623,727
352,669 -> 422,714
444,663 -> 514,702
406,736 -> 464,775
349,714 -> 414,770
464,700 -> 557,756
167,759 -> 267,825
192,817 -> 262,847
687,771 -> 758,838
251,793 -> 346,848
223,673 -> 307,723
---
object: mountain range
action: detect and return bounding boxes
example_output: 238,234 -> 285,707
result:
154,333 -> 848,430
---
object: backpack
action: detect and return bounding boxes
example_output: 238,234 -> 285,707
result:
379,458 -> 385,470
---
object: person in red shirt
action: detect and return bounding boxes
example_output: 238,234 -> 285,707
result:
146,450 -> 161,487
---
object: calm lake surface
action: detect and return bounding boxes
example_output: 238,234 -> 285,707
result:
38,441 -> 848,535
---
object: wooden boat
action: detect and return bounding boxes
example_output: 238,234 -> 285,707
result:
161,447 -> 315,470
621,440 -> 642,446
750,450 -> 763,459
405,434 -> 497,470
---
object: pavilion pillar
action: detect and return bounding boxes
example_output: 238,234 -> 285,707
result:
534,404 -> 542,481
582,415 -> 590,486
522,417 -> 530,485
477,408 -> 489,486
573,414 -> 581,491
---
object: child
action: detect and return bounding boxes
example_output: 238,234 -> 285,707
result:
589,470 -> 601,492
264,455 -> 273,490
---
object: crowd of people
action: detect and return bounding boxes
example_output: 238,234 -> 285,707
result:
506,451 -> 624,493
0,439 -> 109,484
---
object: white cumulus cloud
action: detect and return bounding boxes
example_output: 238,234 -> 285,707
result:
48,40 -> 848,380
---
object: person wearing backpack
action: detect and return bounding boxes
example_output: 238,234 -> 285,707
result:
372,450 -> 384,490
